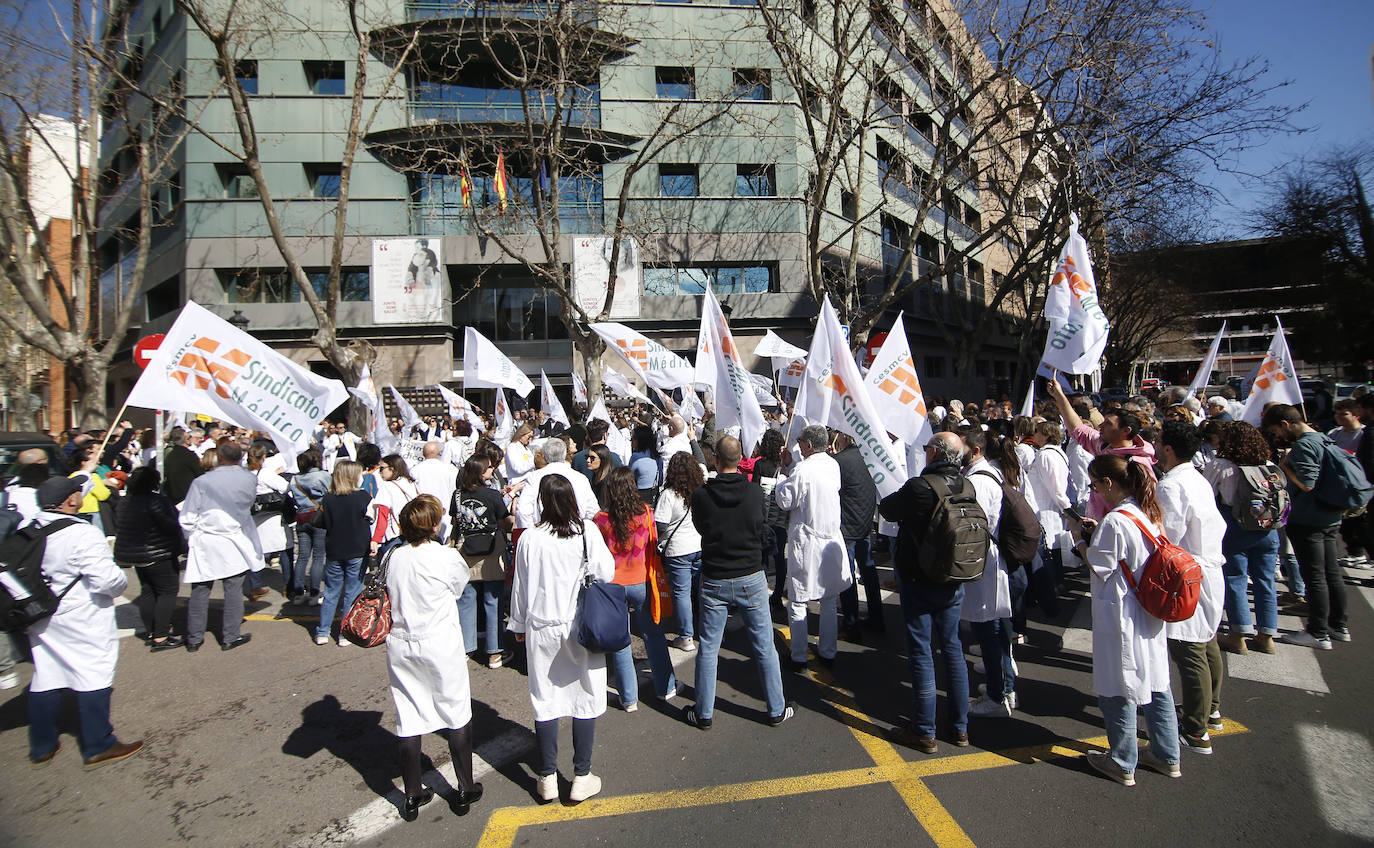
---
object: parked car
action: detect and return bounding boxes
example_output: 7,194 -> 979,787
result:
1335,382 -> 1369,399
1140,378 -> 1169,392
0,432 -> 65,487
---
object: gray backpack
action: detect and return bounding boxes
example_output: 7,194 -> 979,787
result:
1232,462 -> 1290,532
917,477 -> 991,584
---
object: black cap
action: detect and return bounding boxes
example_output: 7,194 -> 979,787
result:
37,475 -> 86,509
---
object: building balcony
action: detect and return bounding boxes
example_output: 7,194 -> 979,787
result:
365,120 -> 639,174
408,101 -> 601,126
409,199 -> 604,235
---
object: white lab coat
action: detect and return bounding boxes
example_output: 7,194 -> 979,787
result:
774,452 -> 850,604
961,459 -> 1011,622
508,521 -> 616,721
1067,440 -> 1093,509
1084,501 -> 1171,704
411,457 -> 459,540
26,513 -> 127,692
252,466 -> 290,554
1157,463 -> 1227,643
385,541 -> 472,736
1014,442 -> 1041,512
504,442 -> 535,487
1027,444 -> 1072,549
514,463 -> 599,529
181,465 -> 264,583
372,478 -> 419,542
322,432 -> 362,472
443,434 -> 477,468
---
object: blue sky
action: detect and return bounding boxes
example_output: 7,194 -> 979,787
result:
1198,0 -> 1373,236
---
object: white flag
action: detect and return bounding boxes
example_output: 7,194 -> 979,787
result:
1041,214 -> 1111,374
590,322 -> 695,390
1019,379 -> 1035,418
755,329 -> 807,360
694,288 -> 766,453
652,387 -> 679,416
540,370 -> 570,428
492,387 -> 514,444
1241,318 -> 1302,425
679,389 -> 705,425
434,383 -> 485,432
776,357 -> 807,389
388,386 -> 423,433
588,397 -> 612,425
463,326 -> 534,397
571,372 -> 588,406
602,366 -> 650,403
588,398 -> 630,461
1187,321 -> 1228,397
751,373 -> 779,407
349,364 -> 394,448
797,296 -> 908,497
862,313 -> 930,446
125,301 -> 347,463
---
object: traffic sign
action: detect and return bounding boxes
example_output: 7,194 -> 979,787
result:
133,333 -> 165,370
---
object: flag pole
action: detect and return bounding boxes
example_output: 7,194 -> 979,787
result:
92,398 -> 134,462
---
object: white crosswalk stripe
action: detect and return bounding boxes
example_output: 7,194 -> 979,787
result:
1297,723 -> 1374,839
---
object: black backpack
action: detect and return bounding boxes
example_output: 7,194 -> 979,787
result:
971,470 -> 1042,570
917,477 -> 991,584
0,518 -> 80,632
0,491 -> 23,540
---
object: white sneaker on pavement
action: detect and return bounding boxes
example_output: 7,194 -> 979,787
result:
969,694 -> 1013,718
1137,747 -> 1182,778
569,773 -> 602,802
0,671 -> 17,690
1279,630 -> 1333,650
536,773 -> 559,803
1086,751 -> 1135,787
976,684 -> 1018,709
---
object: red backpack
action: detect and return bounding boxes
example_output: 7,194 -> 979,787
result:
1116,510 -> 1202,623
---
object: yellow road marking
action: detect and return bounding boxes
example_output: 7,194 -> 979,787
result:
245,613 -> 318,622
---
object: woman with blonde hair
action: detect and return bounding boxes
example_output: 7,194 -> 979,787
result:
315,460 -> 372,646
386,495 -> 483,821
1071,454 -> 1181,786
505,423 -> 537,486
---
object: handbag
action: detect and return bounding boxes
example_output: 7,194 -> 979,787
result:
574,530 -> 631,653
251,469 -> 289,516
656,504 -> 689,556
645,540 -> 673,625
341,546 -> 395,647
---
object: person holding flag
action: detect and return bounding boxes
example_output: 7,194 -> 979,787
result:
694,289 -> 766,456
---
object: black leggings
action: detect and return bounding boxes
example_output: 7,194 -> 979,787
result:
135,559 -> 181,639
399,723 -> 474,797
536,717 -> 595,777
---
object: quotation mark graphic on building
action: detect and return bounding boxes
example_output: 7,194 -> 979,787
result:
170,337 -> 250,399
878,357 -> 928,415
1252,354 -> 1289,391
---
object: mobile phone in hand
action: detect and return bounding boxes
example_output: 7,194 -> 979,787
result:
1061,506 -> 1084,524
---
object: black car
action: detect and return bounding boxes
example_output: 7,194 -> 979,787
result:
0,432 -> 66,487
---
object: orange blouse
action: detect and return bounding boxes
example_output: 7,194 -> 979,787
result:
593,507 -> 657,586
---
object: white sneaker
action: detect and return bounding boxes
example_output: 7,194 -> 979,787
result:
1280,630 -> 1333,650
1137,747 -> 1182,778
314,634 -> 329,646
0,671 -> 18,689
969,694 -> 1013,718
569,773 -> 602,802
976,684 -> 1018,709
337,636 -> 350,647
536,773 -> 559,802
1331,627 -> 1352,643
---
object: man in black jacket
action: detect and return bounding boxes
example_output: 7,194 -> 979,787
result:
877,431 -> 971,754
162,427 -> 203,504
684,435 -> 792,730
833,432 -> 880,640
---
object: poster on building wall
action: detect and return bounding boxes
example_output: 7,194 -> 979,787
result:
372,237 -> 447,324
572,236 -> 640,319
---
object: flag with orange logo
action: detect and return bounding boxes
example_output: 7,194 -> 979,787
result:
540,370 -> 570,428
1041,214 -> 1111,374
492,387 -> 514,444
571,371 -> 588,405
796,296 -> 908,497
693,288 -> 766,453
589,322 -> 695,390
862,313 -> 930,446
126,301 -> 348,462
777,357 -> 807,389
1241,318 -> 1302,425
493,150 -> 509,213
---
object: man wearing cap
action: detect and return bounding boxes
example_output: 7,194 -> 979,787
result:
25,475 -> 145,768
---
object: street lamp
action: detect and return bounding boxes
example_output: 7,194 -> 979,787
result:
228,309 -> 250,332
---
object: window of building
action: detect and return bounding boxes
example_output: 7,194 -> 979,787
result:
923,355 -> 945,378
460,286 -> 568,342
145,275 -> 180,320
304,61 -> 345,95
307,164 -> 342,199
643,264 -> 777,296
975,359 -> 990,379
218,267 -> 370,303
658,164 -> 698,197
732,68 -> 771,101
881,213 -> 909,248
840,190 -> 857,221
735,164 -> 776,197
234,60 -> 258,95
151,8 -> 163,39
655,66 -> 695,99
217,164 -> 258,199
801,82 -> 825,120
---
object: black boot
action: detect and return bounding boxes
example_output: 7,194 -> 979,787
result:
401,789 -> 433,822
453,782 -> 484,816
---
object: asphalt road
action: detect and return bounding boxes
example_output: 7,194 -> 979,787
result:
2,560 -> 1373,848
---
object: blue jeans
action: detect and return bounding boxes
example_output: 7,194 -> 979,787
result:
0,631 -> 15,675
294,525 -> 327,594
317,557 -> 364,639
1222,531 -> 1279,635
897,580 -> 969,737
458,580 -> 504,655
972,618 -> 1015,699
1278,529 -> 1304,595
1098,691 -> 1180,773
609,581 -> 677,706
665,551 -> 702,640
839,537 -> 881,629
28,687 -> 118,760
695,570 -> 786,721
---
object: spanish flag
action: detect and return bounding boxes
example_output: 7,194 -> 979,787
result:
459,165 -> 472,208
494,149 -> 509,214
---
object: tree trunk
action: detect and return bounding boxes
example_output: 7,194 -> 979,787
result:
75,355 -> 110,430
575,332 -> 606,403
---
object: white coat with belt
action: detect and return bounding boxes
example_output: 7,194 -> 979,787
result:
180,464 -> 264,583
385,540 -> 472,736
27,512 -> 128,692
1084,500 -> 1171,704
774,451 -> 851,604
961,459 -> 1011,622
508,521 -> 616,721
1157,462 -> 1226,643
252,465 -> 290,554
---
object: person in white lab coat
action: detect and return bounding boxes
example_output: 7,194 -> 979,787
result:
959,429 -> 1015,718
1070,454 -> 1182,786
1153,421 -> 1227,756
248,444 -> 290,600
509,474 -> 616,805
409,442 -> 459,542
513,438 -> 599,529
385,495 -> 483,822
504,424 -> 537,488
25,475 -> 145,769
774,425 -> 849,668
180,440 -> 264,652
1027,419 -> 1071,613
321,420 -> 361,473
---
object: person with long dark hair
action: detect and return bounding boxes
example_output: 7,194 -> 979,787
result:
370,453 -> 419,559
594,467 -> 677,710
1070,454 -> 1181,786
509,475 -> 615,804
629,424 -> 661,505
656,452 -> 705,651
587,444 -> 615,507
452,455 -> 513,667
113,467 -> 187,650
